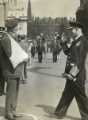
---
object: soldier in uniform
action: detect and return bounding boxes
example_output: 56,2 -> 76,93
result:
55,22 -> 88,120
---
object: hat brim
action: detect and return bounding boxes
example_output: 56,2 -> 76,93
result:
64,26 -> 73,30
69,21 -> 83,28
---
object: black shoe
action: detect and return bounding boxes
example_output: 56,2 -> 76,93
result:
0,91 -> 6,96
54,112 -> 65,119
81,117 -> 88,120
5,116 -> 15,120
2,92 -> 6,95
0,92 -> 3,96
22,80 -> 27,84
5,114 -> 15,120
13,114 -> 22,118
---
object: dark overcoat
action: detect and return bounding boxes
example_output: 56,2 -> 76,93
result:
0,32 -> 23,79
0,32 -> 14,78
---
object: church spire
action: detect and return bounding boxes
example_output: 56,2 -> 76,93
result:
27,0 -> 32,37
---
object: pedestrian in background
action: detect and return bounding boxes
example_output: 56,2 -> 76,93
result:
18,35 -> 28,84
52,38 -> 58,63
55,34 -> 62,61
28,42 -> 33,67
37,40 -> 43,63
31,42 -> 35,59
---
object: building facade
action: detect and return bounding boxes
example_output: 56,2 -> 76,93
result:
8,0 -> 28,18
0,0 -> 8,27
7,0 -> 32,36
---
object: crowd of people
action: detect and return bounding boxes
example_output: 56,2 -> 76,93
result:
0,1 -> 88,120
0,20 -> 88,120
0,22 -> 88,120
25,32 -> 62,64
20,21 -> 88,120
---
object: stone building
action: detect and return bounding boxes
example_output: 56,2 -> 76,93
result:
0,0 -> 8,27
7,0 -> 32,36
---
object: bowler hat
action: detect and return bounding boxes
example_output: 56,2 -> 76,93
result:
64,26 -> 73,30
56,34 -> 61,39
69,21 -> 83,28
0,27 -> 6,32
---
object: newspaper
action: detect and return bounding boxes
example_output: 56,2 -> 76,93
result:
8,34 -> 28,68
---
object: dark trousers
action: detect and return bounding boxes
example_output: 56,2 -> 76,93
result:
53,53 -> 57,63
5,63 -> 24,119
38,53 -> 42,63
20,62 -> 27,84
31,52 -> 35,58
24,62 -> 27,79
0,77 -> 5,95
55,79 -> 88,119
5,78 -> 20,118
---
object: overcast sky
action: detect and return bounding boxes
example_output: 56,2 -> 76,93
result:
31,0 -> 80,18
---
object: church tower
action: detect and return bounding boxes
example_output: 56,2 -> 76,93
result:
27,0 -> 32,37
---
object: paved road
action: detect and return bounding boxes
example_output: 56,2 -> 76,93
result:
0,52 -> 81,120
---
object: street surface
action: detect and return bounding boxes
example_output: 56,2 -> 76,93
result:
0,52 -> 81,120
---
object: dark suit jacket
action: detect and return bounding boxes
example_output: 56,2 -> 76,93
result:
64,35 -> 88,90
1,32 -> 12,57
0,33 -> 24,80
70,35 -> 88,90
0,33 -> 14,78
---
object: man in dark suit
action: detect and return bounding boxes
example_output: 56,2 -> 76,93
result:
0,29 -> 27,120
55,22 -> 88,120
0,30 -> 14,120
0,28 -> 13,97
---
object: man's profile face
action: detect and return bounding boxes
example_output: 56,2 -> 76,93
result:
72,28 -> 77,38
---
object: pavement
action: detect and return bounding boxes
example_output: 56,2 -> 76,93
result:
0,52 -> 81,120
